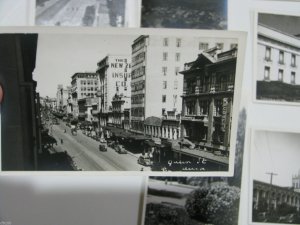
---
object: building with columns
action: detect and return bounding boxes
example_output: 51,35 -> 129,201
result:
253,180 -> 300,212
180,47 -> 237,155
256,24 -> 300,102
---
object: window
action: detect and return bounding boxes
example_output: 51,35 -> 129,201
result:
162,67 -> 167,76
199,42 -> 209,51
174,80 -> 178,89
175,67 -> 180,75
163,38 -> 168,46
176,38 -> 181,47
162,95 -> 166,103
216,43 -> 224,50
279,51 -> 284,64
163,81 -> 167,89
173,95 -> 177,107
230,43 -> 238,49
175,53 -> 180,61
265,47 -> 271,61
264,66 -> 270,80
278,69 -> 284,81
163,52 -> 168,61
291,54 -> 296,67
291,72 -> 296,84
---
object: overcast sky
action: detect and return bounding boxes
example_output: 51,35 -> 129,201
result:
258,13 -> 300,36
252,130 -> 300,187
34,33 -> 137,98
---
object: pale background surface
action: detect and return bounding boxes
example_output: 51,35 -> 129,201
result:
0,0 -> 300,225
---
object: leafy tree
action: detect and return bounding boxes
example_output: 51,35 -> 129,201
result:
185,182 -> 240,225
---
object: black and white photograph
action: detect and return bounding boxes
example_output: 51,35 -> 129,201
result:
251,130 -> 300,224
255,12 -> 300,104
141,0 -> 227,30
35,0 -> 130,27
0,28 -> 246,173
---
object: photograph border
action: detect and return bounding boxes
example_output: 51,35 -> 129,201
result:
0,26 -> 246,176
248,127 -> 300,225
252,9 -> 300,107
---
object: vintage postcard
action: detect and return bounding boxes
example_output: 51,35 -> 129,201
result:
253,11 -> 300,105
0,27 -> 246,175
249,129 -> 300,224
141,0 -> 227,29
35,0 -> 140,27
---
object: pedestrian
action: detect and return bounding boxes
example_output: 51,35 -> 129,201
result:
64,129 -> 66,133
61,139 -> 63,144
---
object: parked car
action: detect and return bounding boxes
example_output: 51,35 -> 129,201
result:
99,138 -> 107,144
99,144 -> 107,152
138,155 -> 152,166
115,145 -> 127,154
108,141 -> 116,149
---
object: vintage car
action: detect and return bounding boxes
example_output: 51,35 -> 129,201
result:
115,145 -> 127,154
99,144 -> 107,152
138,155 -> 152,166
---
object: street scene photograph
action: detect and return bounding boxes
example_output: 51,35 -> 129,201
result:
256,12 -> 300,104
141,0 -> 227,29
0,28 -> 244,172
36,0 -> 127,27
251,130 -> 300,224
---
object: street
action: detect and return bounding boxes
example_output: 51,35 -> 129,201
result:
48,121 -> 150,171
36,0 -> 110,27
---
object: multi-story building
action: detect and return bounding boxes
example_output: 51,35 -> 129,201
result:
111,93 -> 131,129
293,171 -> 300,193
56,84 -> 69,113
130,35 -> 237,134
257,24 -> 300,102
180,47 -> 237,156
0,33 -> 42,170
70,72 -> 98,118
96,55 -> 131,127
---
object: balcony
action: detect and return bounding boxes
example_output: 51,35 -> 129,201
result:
181,115 -> 208,123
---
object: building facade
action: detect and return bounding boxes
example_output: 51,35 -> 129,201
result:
111,94 -> 131,128
70,72 -> 98,119
293,171 -> 300,193
130,35 -> 237,134
56,84 -> 69,113
180,47 -> 237,155
253,180 -> 300,212
257,24 -> 300,102
96,55 -> 131,127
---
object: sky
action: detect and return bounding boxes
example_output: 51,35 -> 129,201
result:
252,130 -> 300,187
34,33 -> 137,98
258,13 -> 300,37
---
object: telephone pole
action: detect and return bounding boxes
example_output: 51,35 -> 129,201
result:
266,172 -> 278,185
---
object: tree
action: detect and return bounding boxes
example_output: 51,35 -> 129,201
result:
185,182 -> 240,225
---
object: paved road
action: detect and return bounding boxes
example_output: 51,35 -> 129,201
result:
48,121 -> 150,171
36,0 -> 110,26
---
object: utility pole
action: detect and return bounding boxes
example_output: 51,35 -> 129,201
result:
266,172 -> 278,185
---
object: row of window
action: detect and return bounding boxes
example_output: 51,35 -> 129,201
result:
80,80 -> 98,85
80,93 -> 95,97
132,52 -> 145,65
265,46 -> 297,66
162,80 -> 179,90
131,80 -> 145,92
264,66 -> 296,84
162,38 -> 237,51
131,107 -> 144,117
163,52 -> 181,61
132,66 -> 145,79
162,66 -> 180,76
81,87 -> 98,91
131,94 -> 144,105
